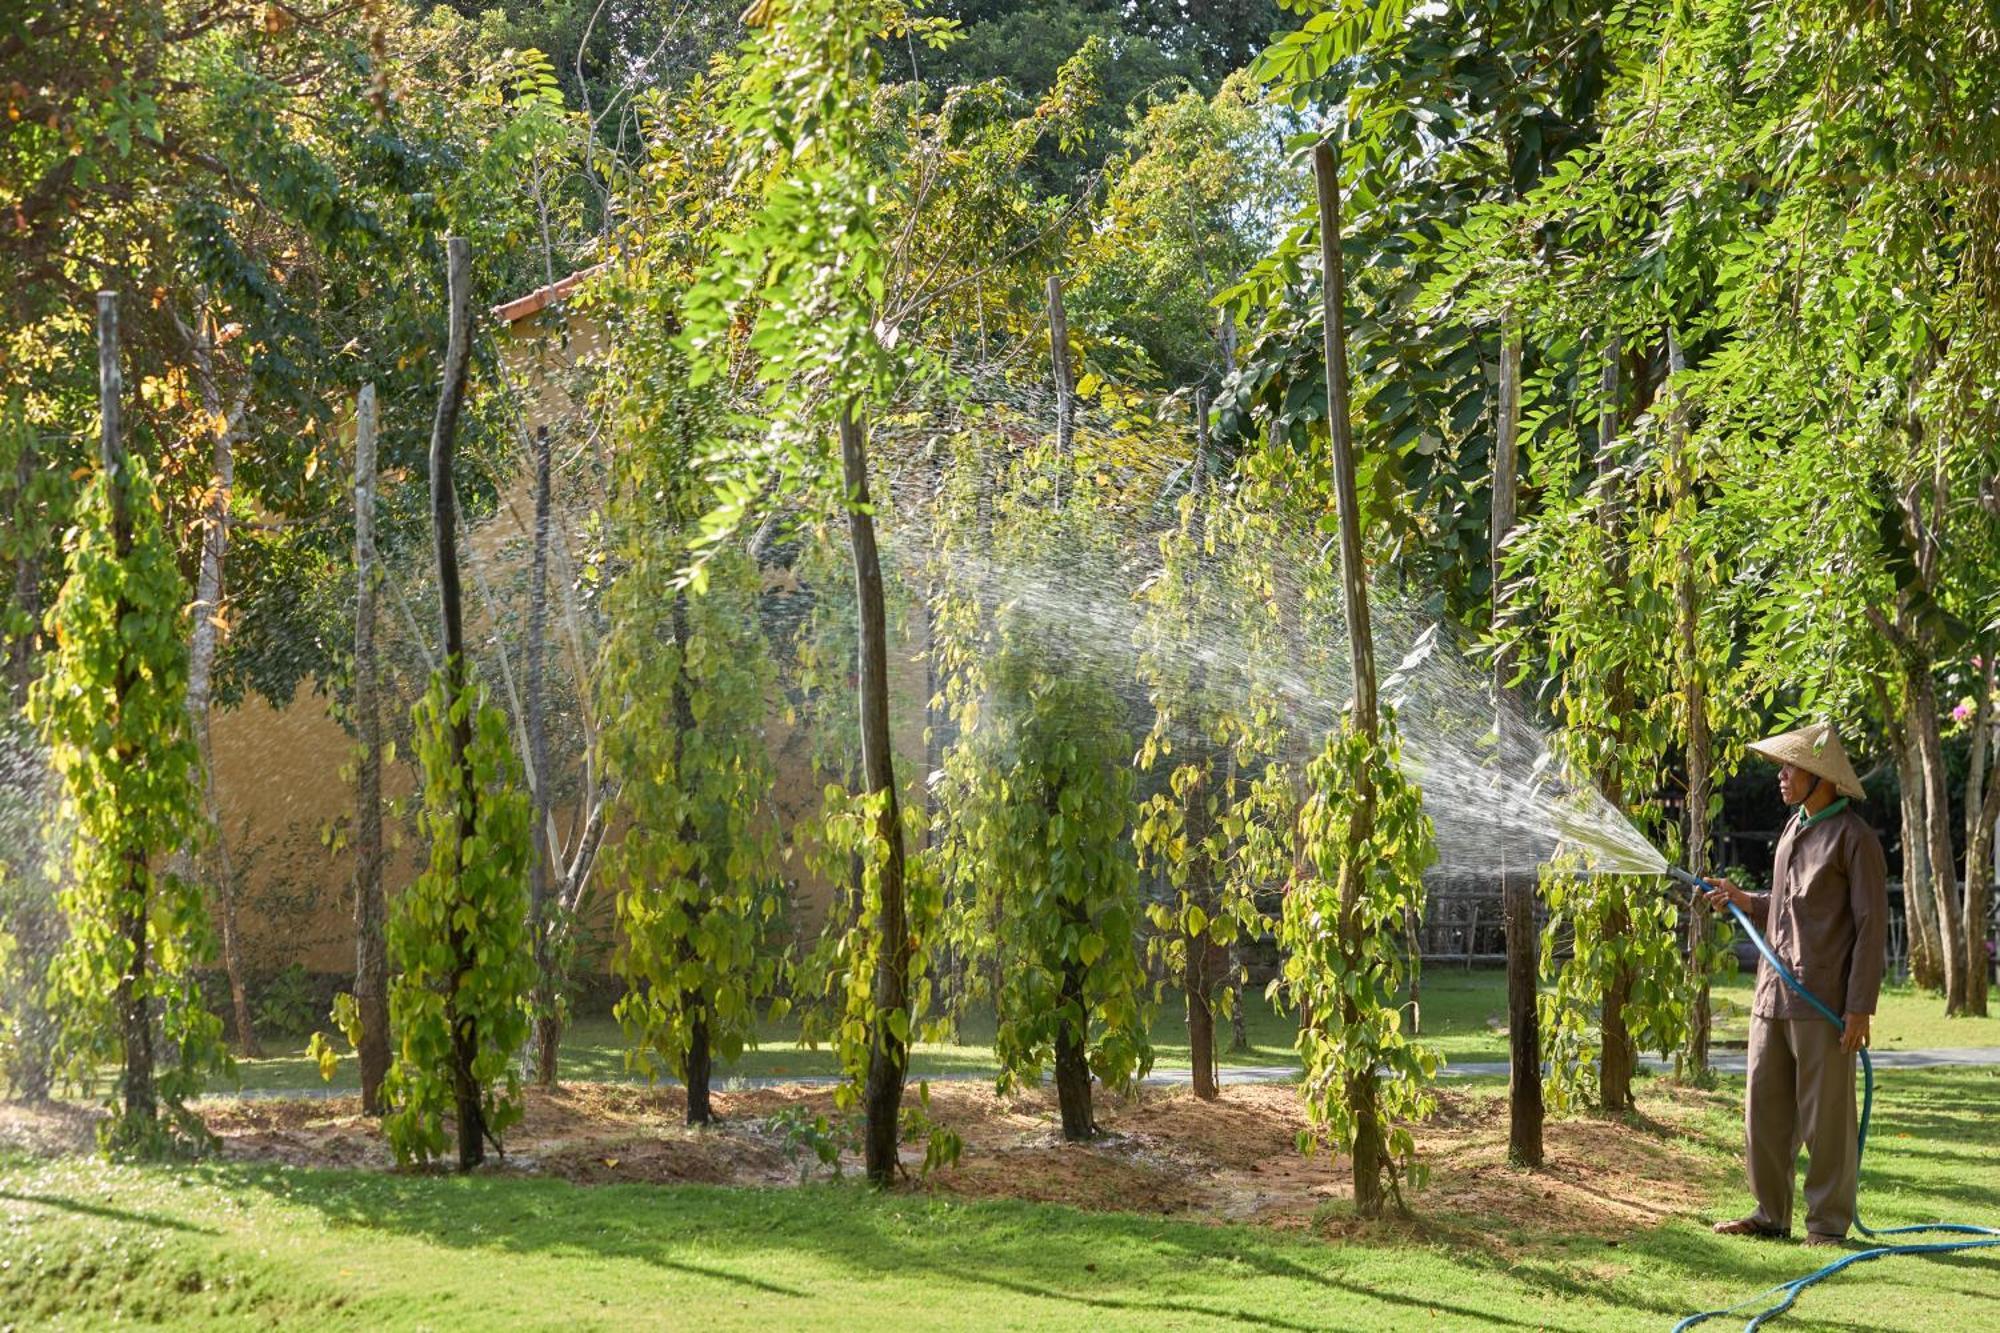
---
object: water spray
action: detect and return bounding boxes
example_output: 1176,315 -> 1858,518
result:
1633,863 -> 2000,1330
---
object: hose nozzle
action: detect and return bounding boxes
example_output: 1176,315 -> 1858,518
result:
1666,866 -> 1703,890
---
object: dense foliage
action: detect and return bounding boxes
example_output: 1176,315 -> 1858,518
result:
31,462 -> 225,1151
381,669 -> 535,1166
6,0 -> 1999,1229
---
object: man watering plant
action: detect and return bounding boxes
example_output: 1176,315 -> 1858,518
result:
1701,722 -> 1888,1249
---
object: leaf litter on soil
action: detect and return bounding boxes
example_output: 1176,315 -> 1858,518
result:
1,1077 -> 1731,1253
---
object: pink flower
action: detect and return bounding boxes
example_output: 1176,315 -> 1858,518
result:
1953,701 -> 1974,724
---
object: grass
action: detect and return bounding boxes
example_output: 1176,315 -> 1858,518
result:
225,968 -> 2000,1096
5,1067 -> 1997,1330
225,974 -> 1496,1095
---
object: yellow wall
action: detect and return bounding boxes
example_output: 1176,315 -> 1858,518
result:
210,303 -> 933,976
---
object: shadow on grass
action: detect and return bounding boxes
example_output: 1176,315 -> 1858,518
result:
201,1164 -> 1574,1330
0,1187 -> 221,1235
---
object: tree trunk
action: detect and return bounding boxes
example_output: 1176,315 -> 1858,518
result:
1179,421 -> 1225,1096
6,422 -> 39,708
668,589 -> 715,1127
1909,664 -> 1968,1014
1670,327 -> 1712,1080
843,408 -> 910,1187
1491,315 -> 1542,1165
1314,141 -> 1386,1218
1047,275 -> 1074,503
1964,656 -> 1997,1017
685,1005 -> 713,1126
1593,333 -> 1638,1115
429,238 -> 485,1172
1599,915 -> 1637,1113
1892,708 -> 1943,989
1055,945 -> 1095,1140
100,292 -> 156,1133
181,304 -> 260,1059
525,425 -> 559,1087
351,384 -> 390,1113
212,834 -> 257,1062
1228,945 -> 1250,1053
1187,927 -> 1216,1100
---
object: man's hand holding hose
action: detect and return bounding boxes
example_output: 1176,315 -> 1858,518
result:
1702,874 -> 1749,913
1702,874 -> 1869,1053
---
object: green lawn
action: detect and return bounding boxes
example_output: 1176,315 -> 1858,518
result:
226,975 -> 1498,1095
5,1067 -> 1997,1329
226,969 -> 2000,1096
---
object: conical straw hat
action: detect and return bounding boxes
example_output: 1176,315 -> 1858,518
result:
1745,722 -> 1865,800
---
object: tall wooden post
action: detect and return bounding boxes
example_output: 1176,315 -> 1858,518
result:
1313,139 -> 1385,1217
525,424 -> 560,1086
668,588 -> 714,1124
844,405 -> 911,1185
1669,329 -> 1714,1076
1493,315 -> 1543,1164
1182,387 -> 1222,1100
427,237 -> 485,1170
1048,275 -> 1074,506
1593,334 -> 1639,1113
1965,656 -> 1998,1016
99,291 -> 155,1132
6,420 -> 39,707
181,304 -> 259,1059
352,383 -> 390,1112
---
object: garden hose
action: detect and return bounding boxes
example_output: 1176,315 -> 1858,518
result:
1660,866 -> 2000,1331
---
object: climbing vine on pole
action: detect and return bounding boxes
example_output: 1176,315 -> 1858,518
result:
382,672 -> 536,1167
34,292 -> 224,1154
1134,480 -> 1287,1099
933,458 -> 1153,1140
604,546 -> 786,1127
1277,717 -> 1438,1202
381,237 -> 534,1171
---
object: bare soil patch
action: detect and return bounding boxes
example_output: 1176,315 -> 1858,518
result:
1,1078 -> 1731,1248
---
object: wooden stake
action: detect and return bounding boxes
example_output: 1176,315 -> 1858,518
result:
1048,275 -> 1074,502
1492,315 -> 1543,1164
843,404 -> 911,1185
1669,328 -> 1716,1075
427,237 -> 486,1171
352,382 -> 390,1112
1312,138 -> 1385,1219
1312,143 -> 1376,738
525,425 -> 559,1086
99,291 -> 155,1132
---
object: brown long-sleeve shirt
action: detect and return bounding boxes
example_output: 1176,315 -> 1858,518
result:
1743,801 -> 1889,1020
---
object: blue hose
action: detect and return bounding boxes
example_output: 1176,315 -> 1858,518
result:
1662,866 -> 2000,1330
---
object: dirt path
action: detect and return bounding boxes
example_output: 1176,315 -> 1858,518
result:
1,1078 -> 1734,1249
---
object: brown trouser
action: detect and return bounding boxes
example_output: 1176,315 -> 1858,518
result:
1744,1015 -> 1858,1237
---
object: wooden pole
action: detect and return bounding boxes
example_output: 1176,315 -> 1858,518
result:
6,418 -> 39,707
1185,387 -> 1220,1100
1312,144 -> 1376,739
1669,328 -> 1715,1075
1963,655 -> 1998,1016
526,424 -> 560,1086
1492,316 -> 1543,1164
1312,138 -> 1385,1218
180,303 -> 260,1060
352,382 -> 390,1112
1048,275 -> 1074,504
98,294 -> 129,544
1593,333 -> 1639,1112
99,290 -> 155,1133
843,404 -> 911,1185
427,237 -> 485,1170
